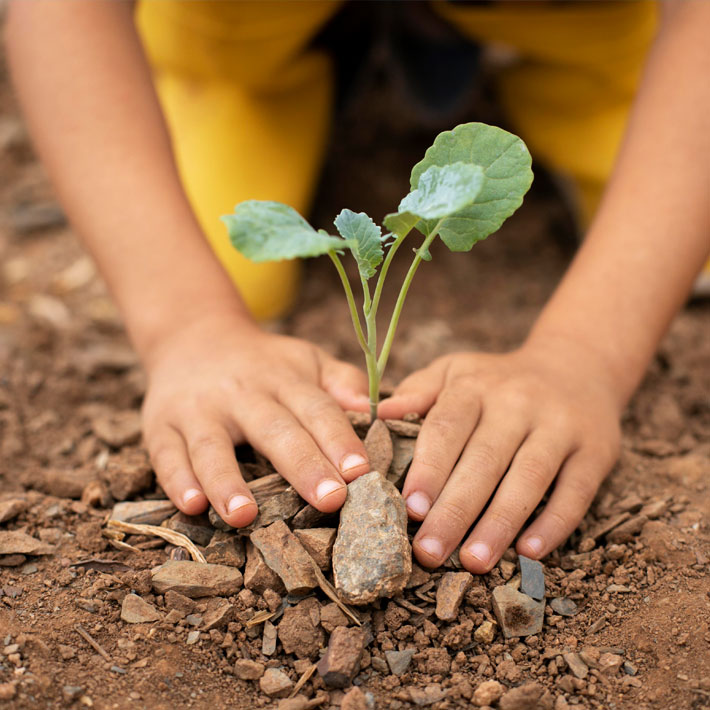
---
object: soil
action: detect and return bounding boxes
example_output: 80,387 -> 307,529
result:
1,21 -> 710,710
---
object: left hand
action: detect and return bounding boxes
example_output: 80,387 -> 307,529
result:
377,337 -> 623,572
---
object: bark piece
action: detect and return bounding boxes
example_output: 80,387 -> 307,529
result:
278,598 -> 324,660
294,528 -> 336,571
388,435 -> 415,488
164,512 -> 214,547
205,530 -> 245,567
492,585 -> 544,638
332,472 -> 411,605
244,541 -> 285,595
519,555 -> 545,601
606,515 -> 649,544
110,500 -> 176,526
364,420 -> 393,476
385,420 -> 421,437
120,593 -> 161,624
317,627 -> 365,688
435,571 -> 473,621
0,531 -> 54,556
250,521 -> 317,595
151,560 -> 242,598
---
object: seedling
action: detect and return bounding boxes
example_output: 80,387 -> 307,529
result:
222,122 -> 533,421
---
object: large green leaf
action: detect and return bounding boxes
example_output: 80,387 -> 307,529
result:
397,162 -> 483,220
334,209 -> 384,280
411,123 -> 533,251
221,201 -> 343,262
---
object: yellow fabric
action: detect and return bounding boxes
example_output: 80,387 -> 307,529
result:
136,0 -> 659,318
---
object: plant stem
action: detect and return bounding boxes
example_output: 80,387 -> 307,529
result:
371,230 -> 409,318
376,224 -> 441,379
328,252 -> 368,355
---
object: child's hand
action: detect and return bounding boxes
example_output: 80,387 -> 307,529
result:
141,312 -> 372,528
378,337 -> 623,571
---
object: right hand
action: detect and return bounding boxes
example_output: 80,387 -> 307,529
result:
141,311 -> 372,527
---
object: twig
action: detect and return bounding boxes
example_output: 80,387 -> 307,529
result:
289,662 -> 317,698
75,623 -> 111,662
246,610 -> 275,628
106,519 -> 206,563
310,561 -> 361,626
396,597 -> 427,614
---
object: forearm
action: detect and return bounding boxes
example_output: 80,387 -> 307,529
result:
5,1 -> 254,363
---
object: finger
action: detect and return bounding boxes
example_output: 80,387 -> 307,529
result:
516,449 -> 607,559
277,383 -> 370,483
320,357 -> 370,412
401,386 -> 482,521
411,405 -> 529,567
146,424 -> 207,515
235,394 -> 347,512
377,362 -> 447,420
460,431 -> 572,573
182,419 -> 258,528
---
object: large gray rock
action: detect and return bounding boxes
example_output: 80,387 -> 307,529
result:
332,471 -> 411,605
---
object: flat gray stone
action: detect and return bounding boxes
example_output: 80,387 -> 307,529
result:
519,555 -> 545,601
550,597 -> 578,617
492,584 -> 544,638
385,649 -> 415,676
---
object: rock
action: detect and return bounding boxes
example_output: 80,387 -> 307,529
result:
320,603 -> 349,633
10,201 -> 66,234
472,679 -> 505,707
0,555 -> 26,567
415,647 -> 451,675
405,564 -> 431,589
164,512 -> 214,547
598,652 -> 624,675
435,571 -> 473,621
364,419 -> 393,476
202,598 -> 234,630
234,659 -> 265,680
492,585 -> 544,638
23,467 -> 96,499
606,515 -> 648,544
498,682 -> 544,710
640,520 -> 695,565
278,598 -> 324,660
589,512 -> 631,541
259,668 -> 294,697
474,620 -> 497,644
62,686 -> 83,702
151,560 -> 242,598
550,597 -> 578,617
244,541 -> 285,595
81,479 -> 112,508
0,497 -> 26,524
341,686 -> 370,710
293,528 -> 336,570
103,451 -> 153,500
250,521 -> 317,595
247,487 -> 303,531
332,471 -> 411,605
563,652 -> 588,679
164,590 -> 197,614
408,685 -> 447,706
0,683 -> 17,701
110,500 -> 176,525
0,531 -> 54,556
291,504 -> 333,530
186,630 -> 200,645
120,594 -> 161,624
388,436 -> 416,488
519,555 -> 545,601
317,626 -> 365,688
385,649 -> 415,676
75,521 -> 106,553
205,530 -> 245,567
262,620 -> 278,656
640,499 -> 667,520
385,420 -> 421,437
91,410 -> 141,448
623,661 -> 638,676
278,697 -> 309,710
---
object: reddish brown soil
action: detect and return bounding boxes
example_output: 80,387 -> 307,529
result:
1,27 -> 709,710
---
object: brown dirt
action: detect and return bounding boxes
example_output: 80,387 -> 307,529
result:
1,23 -> 709,710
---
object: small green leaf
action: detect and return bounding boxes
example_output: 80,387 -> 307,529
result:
383,211 -> 420,238
398,162 -> 483,220
222,200 -> 343,262
334,209 -> 384,280
411,123 -> 533,251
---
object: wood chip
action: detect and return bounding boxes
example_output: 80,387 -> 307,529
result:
395,598 -> 427,614
289,662 -> 317,698
106,520 -> 206,563
75,624 -> 111,661
246,610 -> 276,628
310,560 -> 361,626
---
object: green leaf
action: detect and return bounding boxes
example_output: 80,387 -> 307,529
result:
397,162 -> 484,220
334,209 -> 384,280
383,211 -> 420,238
410,122 -> 533,251
221,200 -> 343,262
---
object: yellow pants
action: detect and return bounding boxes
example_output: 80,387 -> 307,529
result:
136,1 -> 657,320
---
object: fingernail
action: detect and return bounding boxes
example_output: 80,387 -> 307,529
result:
523,535 -> 544,557
227,495 -> 253,515
341,454 -> 367,473
316,479 -> 345,502
183,488 -> 202,505
417,537 -> 443,560
467,541 -> 492,566
406,492 -> 431,518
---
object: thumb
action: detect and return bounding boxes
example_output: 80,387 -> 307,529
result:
320,356 -> 370,412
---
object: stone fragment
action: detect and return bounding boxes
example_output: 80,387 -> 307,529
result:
606,515 -> 649,544
341,686 -> 370,710
598,652 -> 624,675
120,594 -> 161,624
388,436 -> 415,488
519,555 -> 545,601
294,528 -> 336,571
103,451 -> 153,500
91,410 -> 141,448
164,590 -> 197,614
262,620 -> 278,656
110,500 -> 176,526
0,555 -> 26,567
164,512 -> 214,547
623,661 -> 638,676
202,598 -> 234,630
244,541 -> 285,595
435,571 -> 473,621
0,498 -> 26,524
247,473 -> 291,504
317,627 -> 365,688
589,512 -> 631,541
415,647 -> 451,675
364,419 -> 393,476
474,620 -> 496,644
385,649 -> 415,676
0,531 -> 54,556
405,564 -> 431,589
492,585 -> 544,638
278,598 -> 324,660
205,530 -> 245,567
563,652 -> 588,679
250,521 -> 317,595
472,679 -> 505,707
23,467 -> 96,499
234,658 -> 265,680
186,630 -> 200,645
63,686 -> 84,703
408,685 -> 447,706
385,420 -> 421,437
550,597 -> 578,617
10,201 -> 66,234
320,603 -> 349,633
498,559 -> 516,580
151,560 -> 242,598
498,682 -> 544,710
291,504 -> 333,530
332,472 -> 411,604
0,683 -> 17,701
259,668 -> 294,697
232,487 -> 303,534
640,499 -> 667,519
81,479 -> 112,508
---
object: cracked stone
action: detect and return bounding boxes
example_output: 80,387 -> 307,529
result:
492,585 -> 544,638
364,419 -> 393,476
293,528 -> 336,571
435,571 -> 473,621
244,541 -> 285,595
519,555 -> 545,601
388,436 -> 415,488
151,560 -> 242,598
